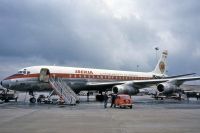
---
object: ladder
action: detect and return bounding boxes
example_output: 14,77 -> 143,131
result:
49,78 -> 79,105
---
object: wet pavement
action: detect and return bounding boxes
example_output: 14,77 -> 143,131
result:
0,95 -> 200,133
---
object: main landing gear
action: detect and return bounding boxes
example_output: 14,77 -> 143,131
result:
29,90 -> 36,103
96,91 -> 104,102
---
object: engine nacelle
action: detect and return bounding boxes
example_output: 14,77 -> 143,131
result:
112,84 -> 139,95
157,82 -> 180,94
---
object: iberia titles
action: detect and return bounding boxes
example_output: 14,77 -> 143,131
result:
75,70 -> 94,75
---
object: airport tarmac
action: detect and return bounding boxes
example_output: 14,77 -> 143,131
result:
0,95 -> 200,133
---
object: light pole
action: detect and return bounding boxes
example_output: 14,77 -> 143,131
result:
137,65 -> 139,72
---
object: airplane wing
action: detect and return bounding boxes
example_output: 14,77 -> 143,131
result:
86,81 -> 126,87
86,79 -> 168,90
163,73 -> 196,79
86,76 -> 200,89
166,76 -> 200,86
153,73 -> 196,79
132,76 -> 200,86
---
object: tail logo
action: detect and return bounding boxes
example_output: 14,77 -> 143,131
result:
159,61 -> 165,73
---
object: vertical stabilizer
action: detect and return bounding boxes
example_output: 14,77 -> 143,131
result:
152,50 -> 168,75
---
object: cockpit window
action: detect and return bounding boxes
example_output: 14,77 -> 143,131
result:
23,70 -> 26,74
18,69 -> 30,75
18,71 -> 23,74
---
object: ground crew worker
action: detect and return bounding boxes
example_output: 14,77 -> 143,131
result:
197,93 -> 199,100
104,92 -> 108,108
87,92 -> 89,102
110,93 -> 116,108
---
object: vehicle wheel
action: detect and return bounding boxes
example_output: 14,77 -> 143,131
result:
155,97 -> 158,100
130,105 -> 132,109
4,99 -> 9,102
30,97 -> 36,103
37,98 -> 41,103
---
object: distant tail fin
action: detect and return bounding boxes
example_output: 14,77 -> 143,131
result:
152,50 -> 168,75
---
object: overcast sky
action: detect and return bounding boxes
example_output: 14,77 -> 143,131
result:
0,0 -> 200,82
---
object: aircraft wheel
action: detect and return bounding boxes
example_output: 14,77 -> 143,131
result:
4,99 -> 9,103
96,95 -> 104,102
15,98 -> 18,102
30,97 -> 36,103
37,98 -> 41,103
155,97 -> 158,100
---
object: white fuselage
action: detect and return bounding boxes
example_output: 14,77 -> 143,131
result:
1,66 -> 162,93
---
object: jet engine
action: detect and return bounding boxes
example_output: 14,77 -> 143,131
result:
112,84 -> 139,95
157,82 -> 180,94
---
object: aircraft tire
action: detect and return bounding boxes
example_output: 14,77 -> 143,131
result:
30,97 -> 36,103
37,98 -> 41,103
4,99 -> 9,103
96,95 -> 104,102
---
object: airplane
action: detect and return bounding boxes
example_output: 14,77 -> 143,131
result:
1,50 -> 200,103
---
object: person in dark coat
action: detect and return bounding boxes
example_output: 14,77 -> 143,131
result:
110,93 -> 117,108
103,92 -> 109,108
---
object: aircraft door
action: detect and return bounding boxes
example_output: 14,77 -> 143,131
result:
39,68 -> 50,82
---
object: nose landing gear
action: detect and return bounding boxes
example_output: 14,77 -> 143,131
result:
29,90 -> 36,103
30,97 -> 36,103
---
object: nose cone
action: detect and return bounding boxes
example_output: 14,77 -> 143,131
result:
1,79 -> 9,88
1,74 -> 13,88
1,80 -> 5,88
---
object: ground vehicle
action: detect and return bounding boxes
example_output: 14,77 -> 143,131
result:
37,94 -> 62,104
37,94 -> 52,104
0,89 -> 18,102
37,94 -> 46,103
114,94 -> 133,109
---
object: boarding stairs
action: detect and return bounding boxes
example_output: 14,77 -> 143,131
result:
49,78 -> 79,105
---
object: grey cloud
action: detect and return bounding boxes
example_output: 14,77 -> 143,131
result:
0,0 -> 200,83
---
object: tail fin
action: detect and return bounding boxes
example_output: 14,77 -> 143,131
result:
152,50 -> 168,75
